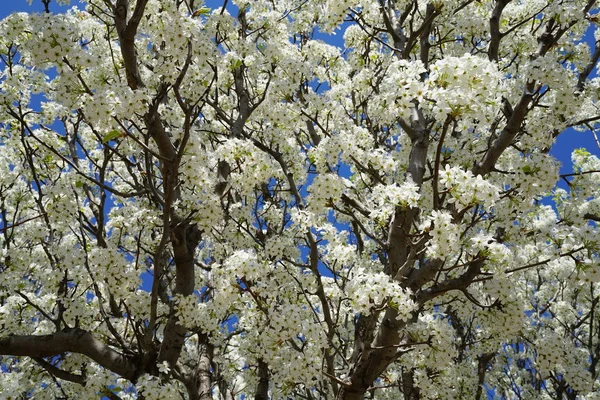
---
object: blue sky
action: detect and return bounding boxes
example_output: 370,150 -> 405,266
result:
0,0 -> 68,14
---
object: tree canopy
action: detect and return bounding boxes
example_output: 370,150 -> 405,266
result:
2,0 -> 600,399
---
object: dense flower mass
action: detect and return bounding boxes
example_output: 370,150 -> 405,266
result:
1,0 -> 600,399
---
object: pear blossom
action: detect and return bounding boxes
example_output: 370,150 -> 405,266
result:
1,1 -> 600,400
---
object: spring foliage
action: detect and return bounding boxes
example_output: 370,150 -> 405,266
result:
2,0 -> 600,399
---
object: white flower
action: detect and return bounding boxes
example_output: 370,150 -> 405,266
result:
158,361 -> 171,375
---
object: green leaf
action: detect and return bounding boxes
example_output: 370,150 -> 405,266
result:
230,59 -> 243,71
102,130 -> 122,143
574,148 -> 591,158
192,6 -> 211,17
75,181 -> 84,189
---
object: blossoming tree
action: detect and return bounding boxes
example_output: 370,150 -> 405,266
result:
2,0 -> 600,398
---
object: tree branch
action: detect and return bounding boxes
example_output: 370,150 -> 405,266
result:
114,0 -> 148,89
33,357 -> 86,386
488,0 -> 511,62
473,84 -> 533,176
577,39 -> 600,92
585,213 -> 600,222
475,353 -> 495,399
255,359 -> 269,400
416,258 -> 485,304
0,328 -> 139,382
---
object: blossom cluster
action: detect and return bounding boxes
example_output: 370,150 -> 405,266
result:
346,268 -> 416,321
438,165 -> 500,208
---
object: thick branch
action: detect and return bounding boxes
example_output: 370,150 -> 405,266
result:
387,125 -> 429,278
33,357 -> 86,386
0,328 -> 139,382
475,353 -> 496,399
432,116 -> 452,209
255,359 -> 269,400
379,1 -> 407,56
143,82 -> 201,367
114,0 -> 148,89
473,81 -> 534,176
338,309 -> 414,400
405,258 -> 443,292
340,109 -> 431,400
585,213 -> 600,222
416,258 -> 485,304
578,40 -> 600,92
488,0 -> 511,61
400,368 -> 420,400
187,333 -> 213,400
158,219 -> 202,365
